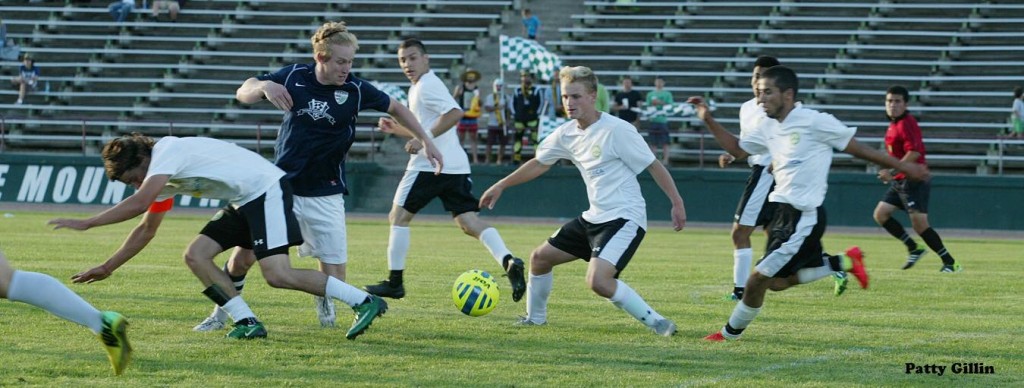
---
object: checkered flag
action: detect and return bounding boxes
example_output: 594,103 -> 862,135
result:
539,115 -> 569,140
500,35 -> 562,81
637,99 -> 716,120
370,81 -> 409,107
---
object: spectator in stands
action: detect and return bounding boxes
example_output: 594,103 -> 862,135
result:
694,66 -> 929,342
521,9 -> 541,40
613,76 -> 642,128
11,55 -> 39,105
483,78 -> 509,165
364,38 -> 526,305
873,85 -> 961,273
151,0 -> 182,22
478,65 -> 685,336
1011,87 -> 1024,139
193,21 -> 442,331
0,18 -> 21,61
511,71 -> 541,164
453,69 -> 482,163
108,0 -> 136,23
645,77 -> 673,165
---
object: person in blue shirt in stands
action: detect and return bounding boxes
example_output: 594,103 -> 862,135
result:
187,21 -> 443,332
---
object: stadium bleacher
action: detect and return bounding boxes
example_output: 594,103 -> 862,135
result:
2,0 -> 1023,173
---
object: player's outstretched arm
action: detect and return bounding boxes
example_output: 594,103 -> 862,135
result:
49,175 -> 169,231
479,159 -> 551,210
689,96 -> 750,160
236,77 -> 292,111
647,161 -> 686,231
71,211 -> 167,283
844,138 -> 930,181
386,99 -> 446,174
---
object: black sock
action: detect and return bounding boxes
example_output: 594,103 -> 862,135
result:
827,254 -> 845,271
724,323 -> 745,336
920,228 -> 955,265
388,270 -> 404,286
224,262 -> 246,292
882,218 -> 918,251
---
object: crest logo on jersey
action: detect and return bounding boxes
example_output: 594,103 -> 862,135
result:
790,133 -> 800,145
590,144 -> 602,158
298,99 -> 337,124
334,91 -> 349,105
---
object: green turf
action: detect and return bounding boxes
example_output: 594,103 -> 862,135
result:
0,211 -> 1019,386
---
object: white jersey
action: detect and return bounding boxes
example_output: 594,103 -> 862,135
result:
1014,98 -> 1024,119
535,112 -> 655,229
739,97 -> 771,167
406,70 -> 471,174
739,106 -> 855,211
146,136 -> 285,206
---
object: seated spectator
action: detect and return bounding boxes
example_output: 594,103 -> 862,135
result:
151,0 -> 182,22
12,56 -> 40,105
108,0 -> 136,23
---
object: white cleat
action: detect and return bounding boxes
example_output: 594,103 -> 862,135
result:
314,295 -> 337,328
193,316 -> 227,332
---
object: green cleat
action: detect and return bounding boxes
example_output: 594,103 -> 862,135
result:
833,271 -> 848,297
226,319 -> 267,340
98,311 -> 132,376
346,296 -> 388,340
939,263 -> 963,273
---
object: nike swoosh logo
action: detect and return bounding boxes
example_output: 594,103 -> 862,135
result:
295,83 -> 305,87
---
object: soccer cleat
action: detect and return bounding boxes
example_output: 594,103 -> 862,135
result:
504,256 -> 527,302
193,316 -> 227,332
703,331 -> 727,342
98,311 -> 132,376
650,319 -> 677,337
346,296 -> 388,340
226,319 -> 267,340
844,246 -> 869,289
314,295 -> 337,328
364,280 -> 406,299
513,316 -> 546,327
903,248 -> 927,270
939,263 -> 963,273
833,271 -> 848,297
722,293 -> 740,302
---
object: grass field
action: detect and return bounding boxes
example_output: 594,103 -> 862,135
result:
0,210 -> 1020,386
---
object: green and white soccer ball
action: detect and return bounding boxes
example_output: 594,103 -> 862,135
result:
452,269 -> 500,316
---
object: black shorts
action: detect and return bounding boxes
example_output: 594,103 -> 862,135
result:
755,203 -> 827,278
199,179 -> 303,259
881,179 -> 930,213
547,216 -> 646,276
393,170 -> 480,216
647,122 -> 670,147
734,164 -> 775,227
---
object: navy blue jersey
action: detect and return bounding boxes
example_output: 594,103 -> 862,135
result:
258,63 -> 391,197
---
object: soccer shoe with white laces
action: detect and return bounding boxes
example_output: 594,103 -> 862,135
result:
902,248 -> 927,270
193,316 -> 227,332
314,295 -> 337,328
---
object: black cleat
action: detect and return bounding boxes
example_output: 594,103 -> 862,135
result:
364,280 -> 406,299
504,256 -> 526,302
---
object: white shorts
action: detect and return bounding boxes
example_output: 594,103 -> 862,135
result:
292,194 -> 347,265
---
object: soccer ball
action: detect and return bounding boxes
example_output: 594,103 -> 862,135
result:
452,270 -> 500,316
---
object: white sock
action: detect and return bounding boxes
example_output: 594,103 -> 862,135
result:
796,260 -> 835,284
609,279 -> 664,327
388,226 -> 410,271
526,272 -> 553,323
221,296 -> 256,323
726,300 -> 761,335
7,270 -> 103,334
478,227 -> 512,266
733,248 -> 753,287
325,276 -> 369,307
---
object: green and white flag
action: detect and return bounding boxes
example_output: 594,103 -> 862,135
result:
370,81 -> 409,107
636,99 -> 716,120
539,115 -> 569,140
500,35 -> 562,81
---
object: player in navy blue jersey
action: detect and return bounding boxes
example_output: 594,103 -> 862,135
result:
190,21 -> 443,331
